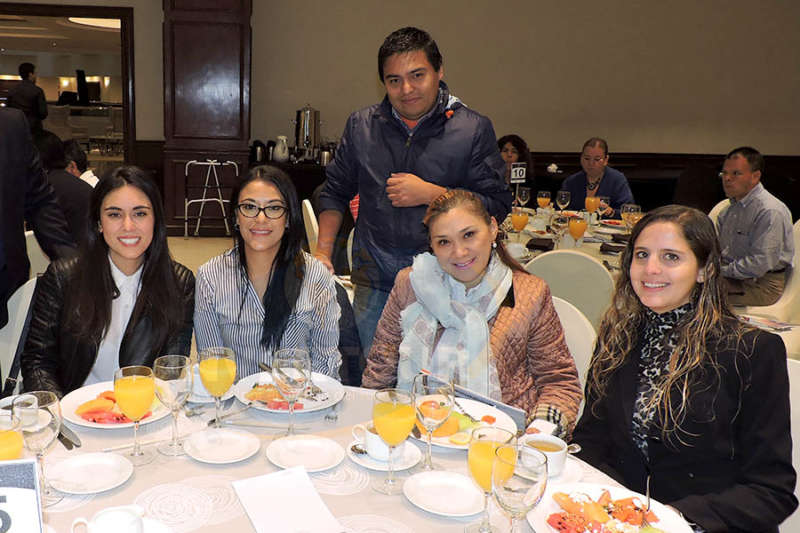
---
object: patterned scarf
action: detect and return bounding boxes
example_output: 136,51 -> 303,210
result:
396,252 -> 512,398
631,302 -> 694,457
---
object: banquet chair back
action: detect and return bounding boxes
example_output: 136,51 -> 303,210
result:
781,359 -> 800,532
734,219 -> 800,324
551,296 -> 596,418
25,230 -> 50,278
301,199 -> 319,255
707,198 -> 730,225
524,250 -> 614,330
0,277 -> 37,397
347,228 -> 354,272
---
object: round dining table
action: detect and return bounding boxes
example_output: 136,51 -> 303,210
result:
39,386 -> 626,533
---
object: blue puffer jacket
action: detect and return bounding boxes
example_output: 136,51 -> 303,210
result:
319,82 -> 511,292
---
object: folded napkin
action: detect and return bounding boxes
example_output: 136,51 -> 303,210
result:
611,233 -> 630,244
526,238 -> 554,252
600,242 -> 626,254
233,466 -> 343,533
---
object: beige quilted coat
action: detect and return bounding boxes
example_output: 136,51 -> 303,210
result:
363,267 -> 583,436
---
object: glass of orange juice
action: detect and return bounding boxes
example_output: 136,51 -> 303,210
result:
568,212 -> 589,246
198,347 -> 237,429
466,427 -> 517,533
536,190 -> 551,209
510,207 -> 529,242
372,388 -> 415,495
115,366 -> 156,466
0,412 -> 22,461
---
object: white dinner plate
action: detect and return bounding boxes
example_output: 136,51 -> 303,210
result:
61,381 -> 169,429
410,398 -> 517,451
184,428 -> 261,464
233,372 -> 345,414
346,440 -> 421,472
528,482 -> 692,532
142,518 -> 172,533
48,452 -> 133,495
403,471 -> 484,517
266,435 -> 345,472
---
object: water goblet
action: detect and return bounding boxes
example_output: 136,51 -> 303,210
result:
271,348 -> 311,436
597,195 -> 611,221
465,426 -> 517,533
536,190 -> 551,209
372,388 -> 415,495
492,444 -> 548,533
13,391 -> 63,506
549,213 -> 569,249
114,366 -> 156,466
153,355 -> 192,456
516,186 -> 531,208
556,190 -> 571,212
198,347 -> 237,429
411,374 -> 453,472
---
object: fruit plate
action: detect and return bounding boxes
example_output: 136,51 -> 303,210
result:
528,482 -> 692,532
62,381 -> 169,429
410,398 -> 516,450
232,371 -> 344,414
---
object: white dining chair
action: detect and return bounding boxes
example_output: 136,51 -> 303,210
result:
0,278 -> 38,396
707,198 -> 730,226
551,296 -> 596,419
524,250 -> 614,330
301,199 -> 319,256
733,219 -> 800,324
781,359 -> 800,532
25,230 -> 50,278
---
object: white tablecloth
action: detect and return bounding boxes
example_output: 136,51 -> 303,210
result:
42,387 -> 620,532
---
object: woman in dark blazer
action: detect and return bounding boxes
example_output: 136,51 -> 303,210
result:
574,205 -> 796,533
21,166 -> 195,397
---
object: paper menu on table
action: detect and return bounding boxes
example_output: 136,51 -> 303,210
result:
232,466 -> 343,533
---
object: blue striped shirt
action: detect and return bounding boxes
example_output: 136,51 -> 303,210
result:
194,247 -> 342,379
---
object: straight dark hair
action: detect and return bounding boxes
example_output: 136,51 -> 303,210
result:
726,146 -> 764,173
63,166 -> 182,348
63,139 -> 88,172
230,165 -> 305,351
378,26 -> 442,81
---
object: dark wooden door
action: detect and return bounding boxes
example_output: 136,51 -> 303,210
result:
162,0 -> 251,235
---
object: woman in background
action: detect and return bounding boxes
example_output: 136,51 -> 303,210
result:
559,136 -> 633,215
574,205 -> 796,532
497,134 -> 535,190
194,165 -> 341,379
22,166 -> 195,396
364,189 -> 581,438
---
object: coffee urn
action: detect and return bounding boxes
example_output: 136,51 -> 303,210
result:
295,104 -> 320,156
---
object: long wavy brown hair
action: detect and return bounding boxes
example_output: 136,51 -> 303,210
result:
586,205 -> 744,444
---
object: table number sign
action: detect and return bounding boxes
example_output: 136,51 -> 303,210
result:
510,162 -> 527,184
0,458 -> 43,532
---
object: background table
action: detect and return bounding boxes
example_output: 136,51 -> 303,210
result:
41,386 -> 623,533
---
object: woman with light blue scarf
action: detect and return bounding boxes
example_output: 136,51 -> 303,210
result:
363,190 -> 582,438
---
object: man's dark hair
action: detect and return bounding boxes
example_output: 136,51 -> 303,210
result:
18,62 -> 35,80
63,139 -> 88,173
34,130 -> 68,171
378,27 -> 442,81
726,146 -> 764,173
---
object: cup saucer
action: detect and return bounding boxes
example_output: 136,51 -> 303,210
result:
346,440 -> 421,471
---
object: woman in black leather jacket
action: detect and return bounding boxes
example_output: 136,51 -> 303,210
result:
21,166 -> 195,397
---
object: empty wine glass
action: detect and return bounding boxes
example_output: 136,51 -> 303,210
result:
556,190 -> 571,212
13,391 -> 63,506
550,213 -> 569,249
411,374 -> 453,472
536,190 -> 551,209
198,347 -> 237,429
516,187 -> 531,208
492,444 -> 548,533
115,365 -> 156,466
153,355 -> 192,456
597,195 -> 611,222
272,348 -> 311,436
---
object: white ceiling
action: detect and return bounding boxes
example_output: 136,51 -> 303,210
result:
0,14 -> 120,54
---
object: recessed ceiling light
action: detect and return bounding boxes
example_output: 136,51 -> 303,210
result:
67,17 -> 120,30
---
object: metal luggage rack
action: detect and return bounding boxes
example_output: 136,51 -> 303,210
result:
183,159 -> 239,237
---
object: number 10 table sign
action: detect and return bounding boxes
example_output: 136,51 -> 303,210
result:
0,458 -> 43,532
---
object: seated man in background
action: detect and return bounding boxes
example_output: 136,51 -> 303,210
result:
63,139 -> 99,187
34,131 -> 93,245
717,146 -> 793,306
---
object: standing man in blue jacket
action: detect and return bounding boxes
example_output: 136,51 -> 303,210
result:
317,27 -> 511,354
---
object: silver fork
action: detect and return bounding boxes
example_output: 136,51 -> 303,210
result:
641,475 -> 654,528
453,397 -> 480,424
184,406 -> 205,417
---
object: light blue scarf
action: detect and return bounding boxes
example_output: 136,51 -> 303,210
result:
396,252 -> 512,398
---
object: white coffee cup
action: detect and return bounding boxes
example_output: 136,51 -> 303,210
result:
191,363 -> 211,398
522,434 -> 567,476
352,423 -> 390,461
71,505 -> 144,533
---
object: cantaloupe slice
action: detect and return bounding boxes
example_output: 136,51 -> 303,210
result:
75,397 -> 114,415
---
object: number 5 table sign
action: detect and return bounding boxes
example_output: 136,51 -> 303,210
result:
0,458 -> 44,532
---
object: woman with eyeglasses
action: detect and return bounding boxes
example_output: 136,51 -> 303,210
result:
194,165 -> 342,378
559,136 -> 633,215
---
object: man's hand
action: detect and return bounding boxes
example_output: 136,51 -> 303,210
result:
313,252 -> 335,274
386,173 -> 446,207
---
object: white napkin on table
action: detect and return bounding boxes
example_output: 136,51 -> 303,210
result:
232,466 -> 343,533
